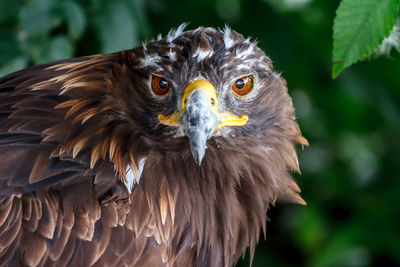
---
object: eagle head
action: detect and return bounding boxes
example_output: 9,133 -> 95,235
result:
114,25 -> 307,169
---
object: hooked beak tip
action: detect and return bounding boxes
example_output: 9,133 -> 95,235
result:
182,90 -> 217,166
191,146 -> 205,166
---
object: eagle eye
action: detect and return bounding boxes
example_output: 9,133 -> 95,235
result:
151,75 -> 171,96
232,75 -> 254,96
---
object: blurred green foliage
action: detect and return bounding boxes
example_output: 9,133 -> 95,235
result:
1,0 -> 400,266
0,0 -> 151,75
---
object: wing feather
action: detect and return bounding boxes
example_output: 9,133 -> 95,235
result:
0,54 -> 166,266
0,55 -> 127,196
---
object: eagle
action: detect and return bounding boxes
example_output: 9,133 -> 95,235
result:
0,25 -> 307,266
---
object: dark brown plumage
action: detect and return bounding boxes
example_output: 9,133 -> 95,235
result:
0,25 -> 307,266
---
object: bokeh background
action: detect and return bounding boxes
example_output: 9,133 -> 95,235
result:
1,0 -> 399,266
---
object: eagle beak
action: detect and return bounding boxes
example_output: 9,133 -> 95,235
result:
181,88 -> 218,165
158,80 -> 248,165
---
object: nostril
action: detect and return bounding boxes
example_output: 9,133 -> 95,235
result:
210,98 -> 215,105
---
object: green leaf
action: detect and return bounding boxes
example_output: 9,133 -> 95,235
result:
129,0 -> 151,38
263,0 -> 312,12
18,0 -> 57,37
94,1 -> 138,53
38,36 -> 73,63
332,0 -> 400,79
0,29 -> 22,65
0,57 -> 28,76
0,0 -> 24,23
54,1 -> 86,40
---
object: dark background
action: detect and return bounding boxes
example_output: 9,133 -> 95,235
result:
1,0 -> 399,266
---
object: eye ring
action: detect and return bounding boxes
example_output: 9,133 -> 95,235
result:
232,74 -> 254,96
151,75 -> 171,96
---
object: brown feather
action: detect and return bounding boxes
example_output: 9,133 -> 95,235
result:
21,231 -> 48,266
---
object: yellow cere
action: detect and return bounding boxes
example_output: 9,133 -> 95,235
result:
181,80 -> 219,113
